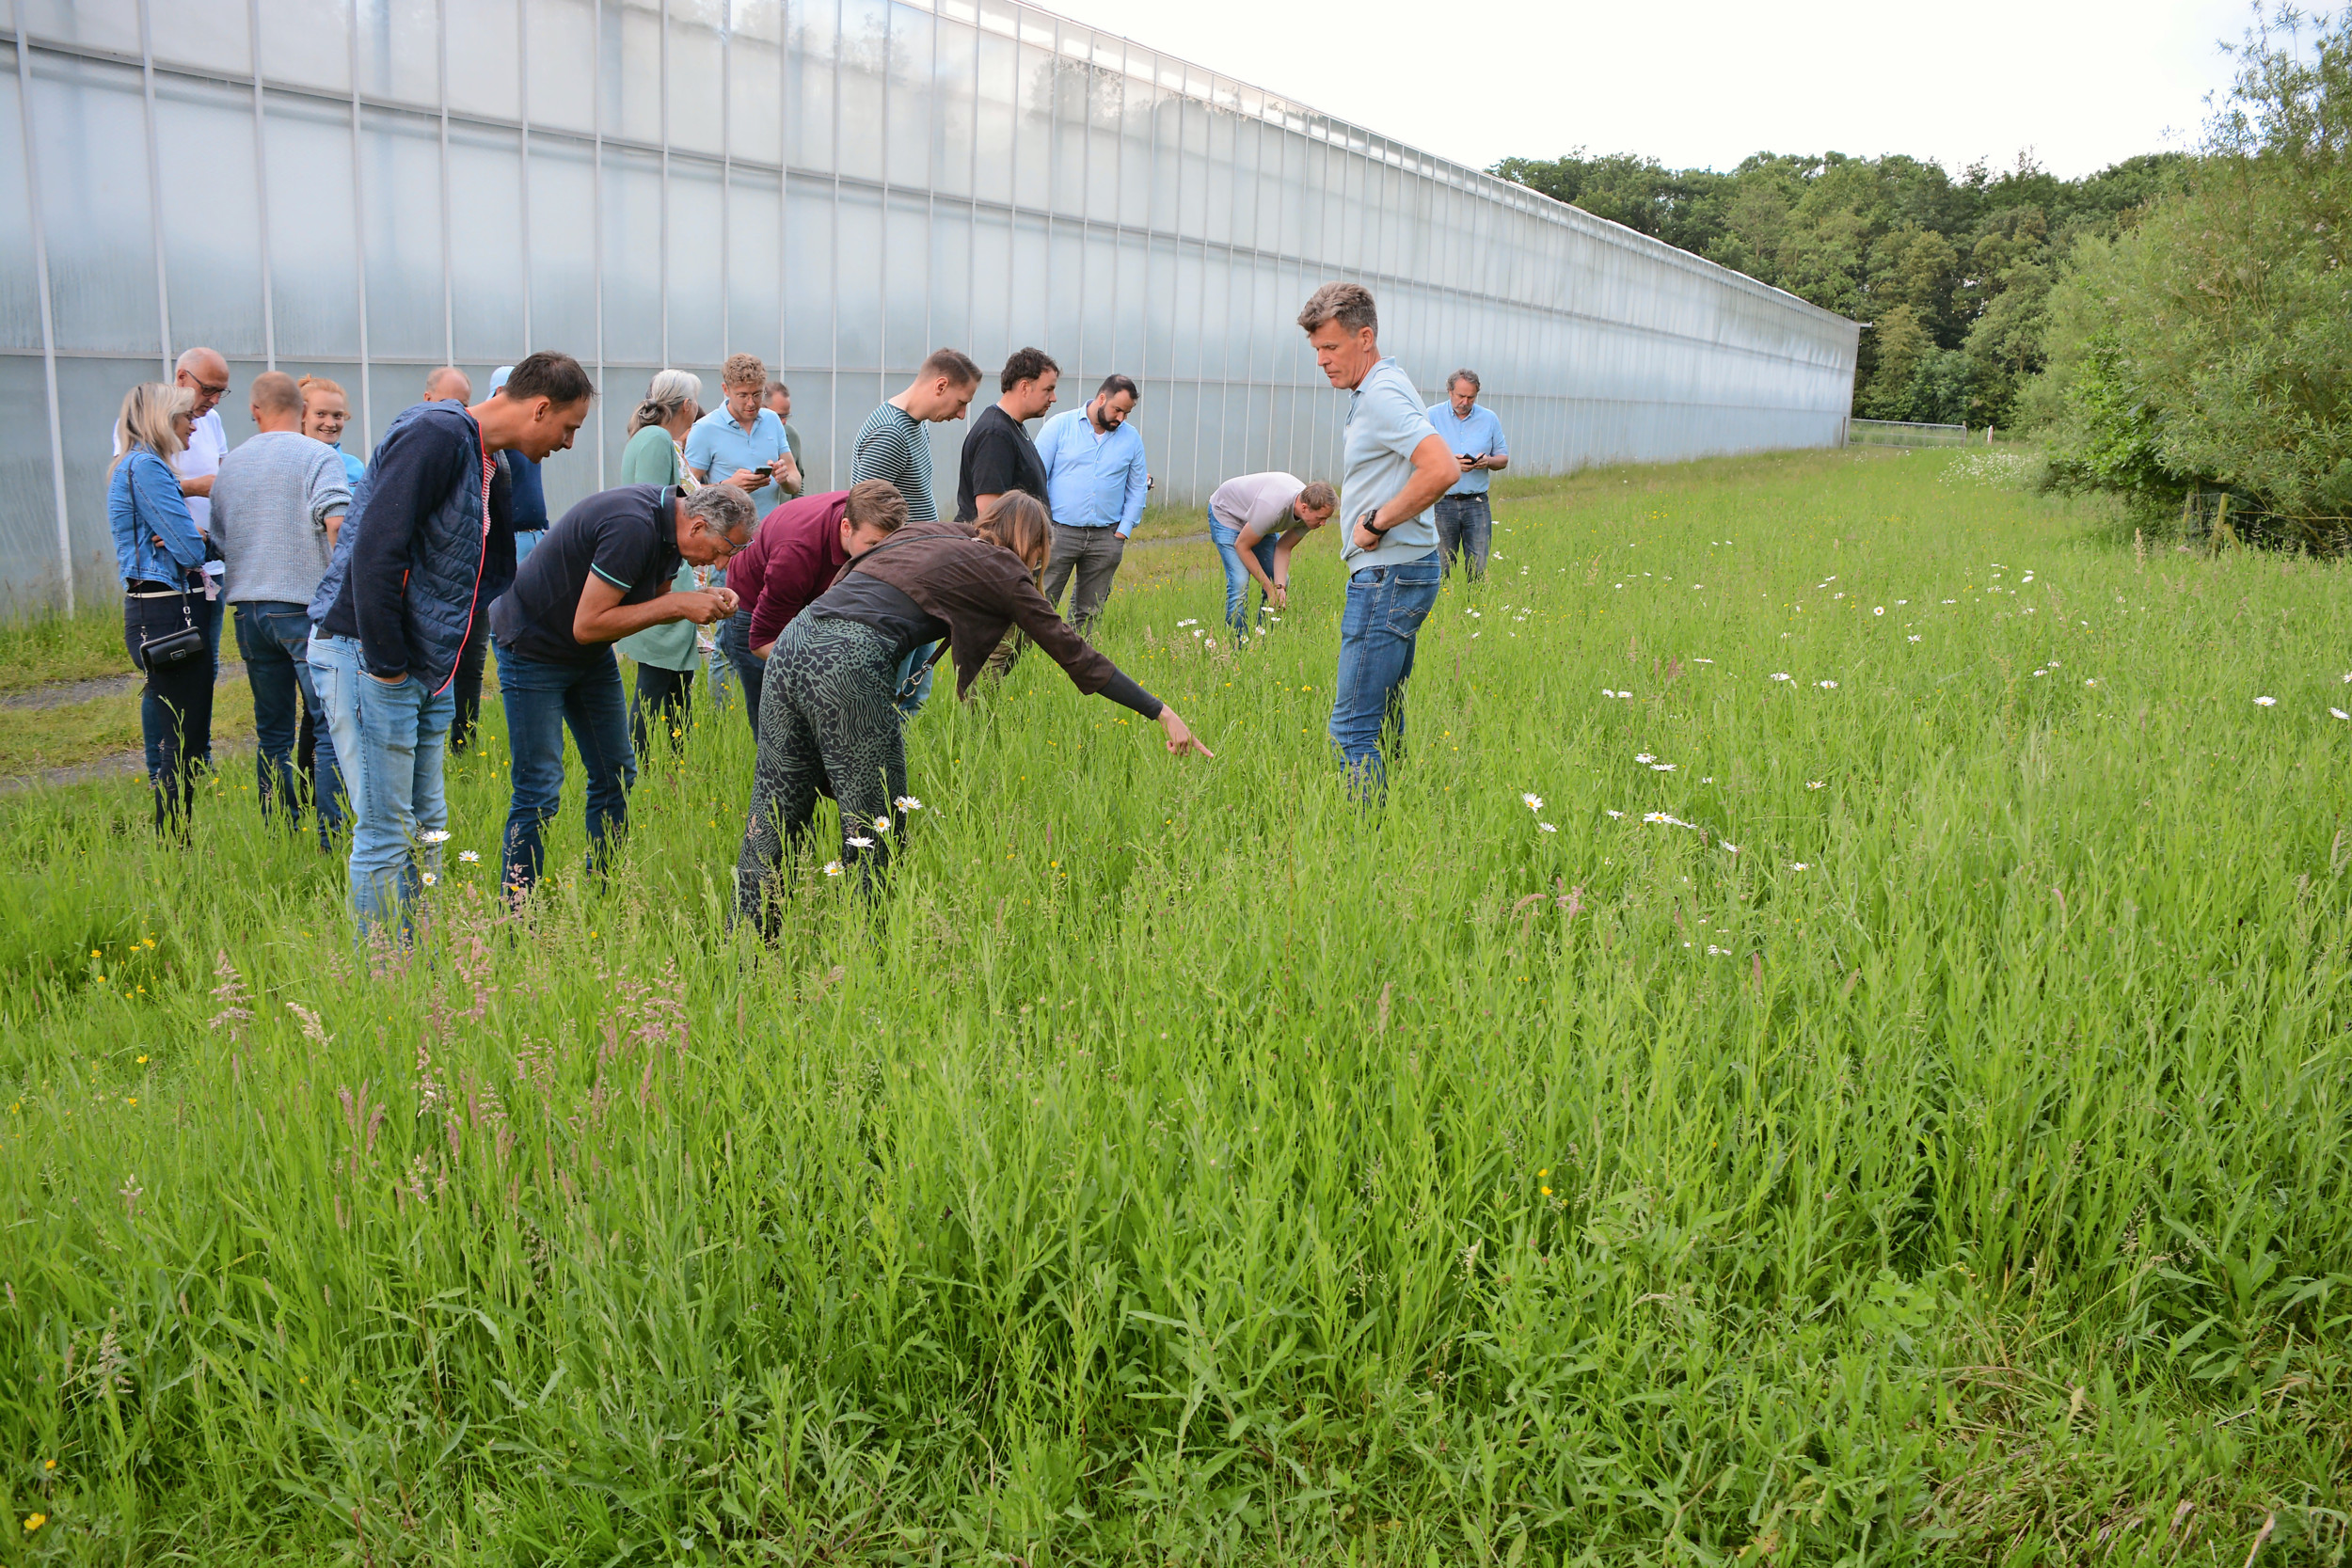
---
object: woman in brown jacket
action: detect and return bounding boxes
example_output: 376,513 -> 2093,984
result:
735,490 -> 1208,921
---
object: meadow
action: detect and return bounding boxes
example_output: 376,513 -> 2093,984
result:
2,446 -> 2346,1564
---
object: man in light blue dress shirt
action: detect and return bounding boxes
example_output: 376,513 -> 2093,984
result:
685,352 -> 797,515
1035,374 -> 1149,636
1425,369 -> 1510,580
1300,282 -> 1458,799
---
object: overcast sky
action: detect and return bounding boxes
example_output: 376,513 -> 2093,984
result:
1042,0 -> 2252,179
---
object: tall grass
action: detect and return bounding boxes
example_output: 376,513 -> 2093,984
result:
2,448 -> 2347,1564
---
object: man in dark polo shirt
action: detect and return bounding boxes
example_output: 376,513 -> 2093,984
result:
955,346 -> 1056,523
489,482 -> 755,899
961,347 -> 1057,677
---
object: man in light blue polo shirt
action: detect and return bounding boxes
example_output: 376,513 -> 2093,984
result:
1035,373 -> 1149,636
1426,368 -> 1510,580
685,352 -> 797,515
1299,281 -> 1458,799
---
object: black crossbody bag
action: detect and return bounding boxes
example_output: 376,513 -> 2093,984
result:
137,595 -> 206,669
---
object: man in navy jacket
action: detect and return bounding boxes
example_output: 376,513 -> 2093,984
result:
307,351 -> 594,943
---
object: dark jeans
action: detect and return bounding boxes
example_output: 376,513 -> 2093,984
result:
736,616 -> 906,927
1328,551 -> 1441,799
233,600 -> 343,844
125,591 -> 215,833
1434,493 -> 1492,580
498,644 -> 637,899
141,589 -> 221,778
1041,524 -> 1126,636
630,663 -> 696,755
450,611 -> 492,754
718,609 -> 763,737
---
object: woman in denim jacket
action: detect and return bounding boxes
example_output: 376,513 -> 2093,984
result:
109,382 -> 213,832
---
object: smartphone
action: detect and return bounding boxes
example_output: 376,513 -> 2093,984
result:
751,466 -> 774,480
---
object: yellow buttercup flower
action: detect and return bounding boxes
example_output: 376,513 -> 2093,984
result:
24,1513 -> 45,1531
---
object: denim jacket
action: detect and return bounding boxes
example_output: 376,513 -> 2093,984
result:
109,448 -> 207,587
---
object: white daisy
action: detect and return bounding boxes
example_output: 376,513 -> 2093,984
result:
1817,680 -> 1837,689
1719,842 -> 1739,853
1521,792 -> 1544,811
458,849 -> 481,863
2333,708 -> 2349,721
1635,752 -> 1655,764
1770,673 -> 1792,682
1806,781 -> 1824,789
847,836 -> 875,848
421,872 -> 437,886
823,861 -> 844,877
1651,764 -> 1676,771
2256,696 -> 2278,707
419,829 -> 452,845
1538,822 -> 1557,833
1873,607 -> 1883,615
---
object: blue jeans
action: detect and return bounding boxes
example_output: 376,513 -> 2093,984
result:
143,589 -> 222,777
235,601 -> 343,844
1434,493 -> 1492,580
512,529 -> 547,565
1209,515 -> 1279,641
1328,551 -> 1441,797
308,632 -> 453,946
498,644 -> 637,898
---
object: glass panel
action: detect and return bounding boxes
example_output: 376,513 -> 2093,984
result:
1006,211 -> 1045,352
447,0 -> 519,119
926,204 -> 970,361
882,191 -> 928,371
725,170 -> 783,369
1140,235 -> 1175,388
1119,71 -> 1152,231
930,13 -> 975,199
259,0 -> 351,95
1111,235 -> 1145,378
833,183 -> 881,371
262,95 -> 362,359
451,123 -> 525,359
726,0 -> 784,166
1200,99 -> 1231,247
14,0 -> 139,53
355,0 -> 439,108
1049,40 -> 1084,215
32,54 -> 161,357
0,55 -> 40,353
53,356 -> 165,604
1080,230 -> 1114,375
599,145 -> 662,368
526,138 -> 596,358
524,0 -> 596,134
966,207 -> 1012,370
355,105 -> 444,362
664,155 -> 724,370
666,0 -> 726,155
972,29 -> 1013,207
834,0 -> 885,184
1086,57 -> 1119,224
602,0 -> 661,147
1045,225 -> 1079,364
884,3 -> 930,190
780,186 -> 830,368
786,0 -> 834,175
1011,41 -> 1048,211
151,0 -> 251,76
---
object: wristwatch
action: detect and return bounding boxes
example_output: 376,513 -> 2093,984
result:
1356,507 -> 1389,537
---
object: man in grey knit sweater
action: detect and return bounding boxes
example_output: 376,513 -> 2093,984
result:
210,371 -> 351,842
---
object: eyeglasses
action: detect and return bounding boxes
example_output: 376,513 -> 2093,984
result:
187,377 -> 228,399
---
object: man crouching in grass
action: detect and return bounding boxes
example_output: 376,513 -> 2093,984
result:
488,482 -> 754,903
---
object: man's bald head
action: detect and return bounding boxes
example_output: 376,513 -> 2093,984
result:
174,346 -> 229,418
423,366 -> 472,403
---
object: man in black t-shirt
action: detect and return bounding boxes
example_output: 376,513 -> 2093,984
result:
961,347 -> 1058,676
955,346 -> 1057,524
489,482 -> 755,900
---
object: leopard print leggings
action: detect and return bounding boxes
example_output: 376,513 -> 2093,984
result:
734,615 -> 909,927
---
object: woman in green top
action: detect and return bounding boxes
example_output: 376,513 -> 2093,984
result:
616,369 -> 708,754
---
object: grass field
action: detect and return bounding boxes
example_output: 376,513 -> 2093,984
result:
3,447 -> 2347,1564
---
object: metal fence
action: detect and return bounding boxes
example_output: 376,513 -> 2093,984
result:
0,0 -> 1860,616
1848,418 -> 1969,448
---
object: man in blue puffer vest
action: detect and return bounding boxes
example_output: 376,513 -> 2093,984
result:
308,351 -> 595,944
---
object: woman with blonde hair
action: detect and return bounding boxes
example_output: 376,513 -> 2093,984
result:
615,369 -> 709,752
298,373 -> 367,490
734,489 -> 1210,925
109,381 -> 213,832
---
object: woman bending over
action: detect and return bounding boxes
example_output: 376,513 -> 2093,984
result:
736,491 -> 1208,924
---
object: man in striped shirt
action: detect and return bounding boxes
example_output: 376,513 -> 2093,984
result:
850,349 -> 982,522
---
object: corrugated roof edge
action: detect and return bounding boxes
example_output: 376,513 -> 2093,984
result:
944,0 -> 1861,336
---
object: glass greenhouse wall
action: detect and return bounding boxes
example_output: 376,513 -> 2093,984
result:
0,0 -> 1858,615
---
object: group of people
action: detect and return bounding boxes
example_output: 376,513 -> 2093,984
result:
105,278 -> 1512,943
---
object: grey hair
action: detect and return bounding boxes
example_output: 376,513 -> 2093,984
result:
629,368 -> 704,436
1448,368 -> 1481,394
174,345 -> 226,377
1296,281 -> 1377,337
682,483 -> 755,538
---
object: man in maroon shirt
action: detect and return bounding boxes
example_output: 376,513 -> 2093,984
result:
721,479 -> 909,728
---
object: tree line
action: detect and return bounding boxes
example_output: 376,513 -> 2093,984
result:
1493,6 -> 2352,534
